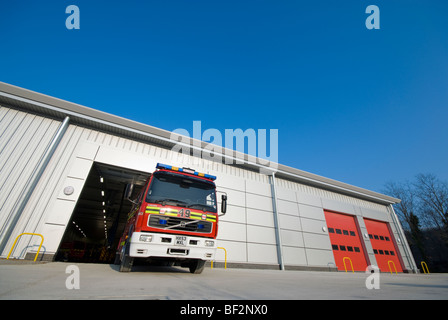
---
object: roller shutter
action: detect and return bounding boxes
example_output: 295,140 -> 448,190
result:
364,218 -> 403,273
325,211 -> 369,272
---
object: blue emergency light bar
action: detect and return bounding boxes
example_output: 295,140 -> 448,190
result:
156,163 -> 217,181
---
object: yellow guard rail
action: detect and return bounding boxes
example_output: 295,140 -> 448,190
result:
387,260 -> 397,274
421,261 -> 430,274
211,247 -> 227,269
342,257 -> 354,273
7,233 -> 44,262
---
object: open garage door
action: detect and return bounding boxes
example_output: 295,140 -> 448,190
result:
325,211 -> 369,272
364,218 -> 404,273
55,163 -> 150,263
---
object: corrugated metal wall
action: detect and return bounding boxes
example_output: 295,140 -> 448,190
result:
0,104 -> 415,271
0,106 -> 61,256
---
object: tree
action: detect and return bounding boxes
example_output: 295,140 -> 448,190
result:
414,174 -> 448,229
383,180 -> 426,261
383,180 -> 416,230
384,174 -> 448,272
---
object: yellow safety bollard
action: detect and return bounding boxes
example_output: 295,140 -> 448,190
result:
211,247 -> 227,269
7,233 -> 44,262
421,261 -> 430,274
342,257 -> 354,273
387,260 -> 397,274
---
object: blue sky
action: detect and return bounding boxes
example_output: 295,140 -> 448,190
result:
1,1 -> 447,193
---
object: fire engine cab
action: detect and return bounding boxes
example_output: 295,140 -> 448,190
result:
115,163 -> 227,274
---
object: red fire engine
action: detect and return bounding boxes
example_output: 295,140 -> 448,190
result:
115,163 -> 227,274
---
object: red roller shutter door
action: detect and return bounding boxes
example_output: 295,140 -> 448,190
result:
364,218 -> 403,273
324,211 -> 369,272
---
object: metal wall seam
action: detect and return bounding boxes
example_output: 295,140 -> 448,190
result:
270,172 -> 285,270
388,204 -> 418,273
24,124 -> 84,247
0,115 -> 48,226
0,116 -> 70,256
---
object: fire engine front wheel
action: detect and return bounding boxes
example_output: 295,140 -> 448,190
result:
189,259 -> 206,274
119,242 -> 134,272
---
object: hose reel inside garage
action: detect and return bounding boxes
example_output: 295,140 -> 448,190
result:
55,163 -> 149,263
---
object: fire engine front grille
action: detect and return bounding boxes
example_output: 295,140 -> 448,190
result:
148,215 -> 212,233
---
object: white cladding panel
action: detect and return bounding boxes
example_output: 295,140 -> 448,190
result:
0,107 -> 62,256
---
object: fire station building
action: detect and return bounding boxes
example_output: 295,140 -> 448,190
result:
0,82 -> 418,273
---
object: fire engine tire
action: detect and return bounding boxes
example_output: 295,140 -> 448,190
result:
189,259 -> 206,274
113,252 -> 120,265
119,243 -> 134,272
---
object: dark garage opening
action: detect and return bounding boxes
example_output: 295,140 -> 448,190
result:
55,163 -> 149,263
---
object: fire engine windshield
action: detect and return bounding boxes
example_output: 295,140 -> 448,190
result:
146,171 -> 217,213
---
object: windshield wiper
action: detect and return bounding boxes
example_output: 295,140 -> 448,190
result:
187,203 -> 213,212
153,199 -> 187,206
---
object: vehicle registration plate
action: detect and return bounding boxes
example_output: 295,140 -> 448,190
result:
175,236 -> 187,246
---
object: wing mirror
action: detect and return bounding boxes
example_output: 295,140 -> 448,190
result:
220,194 -> 227,216
124,183 -> 138,205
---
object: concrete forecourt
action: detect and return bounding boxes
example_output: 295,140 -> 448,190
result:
0,261 -> 447,300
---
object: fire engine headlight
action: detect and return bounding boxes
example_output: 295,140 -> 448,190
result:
139,234 -> 153,242
205,240 -> 215,247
